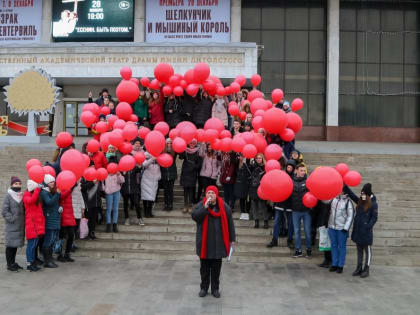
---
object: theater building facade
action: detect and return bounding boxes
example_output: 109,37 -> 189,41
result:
0,0 -> 419,142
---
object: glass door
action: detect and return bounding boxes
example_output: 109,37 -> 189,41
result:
64,102 -> 89,136
77,102 -> 89,136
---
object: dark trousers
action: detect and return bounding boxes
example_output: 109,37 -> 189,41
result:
162,179 -> 175,206
5,247 -> 17,266
200,258 -> 222,292
123,193 -> 142,219
183,187 -> 195,206
357,244 -> 372,267
222,183 -> 235,209
35,236 -> 44,261
88,207 -> 100,233
239,198 -> 250,214
324,250 -> 332,262
143,200 -> 154,216
74,218 -> 81,239
60,226 -> 75,255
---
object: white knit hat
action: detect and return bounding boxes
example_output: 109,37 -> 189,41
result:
26,180 -> 38,192
44,174 -> 55,185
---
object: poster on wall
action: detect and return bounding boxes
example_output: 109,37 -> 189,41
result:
52,0 -> 134,42
0,0 -> 42,44
146,0 -> 231,43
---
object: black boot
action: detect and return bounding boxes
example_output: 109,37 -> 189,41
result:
106,224 -> 112,233
263,220 -> 269,229
319,259 -> 331,268
254,220 -> 259,228
89,231 -> 96,240
64,253 -> 75,262
360,266 -> 370,278
43,248 -> 57,268
57,254 -> 67,263
266,239 -> 278,248
352,264 -> 363,276
113,223 -> 119,233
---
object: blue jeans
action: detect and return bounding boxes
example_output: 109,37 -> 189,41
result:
328,228 -> 348,267
273,210 -> 294,241
292,211 -> 312,251
106,191 -> 121,224
43,229 -> 59,249
222,183 -> 235,209
26,237 -> 39,263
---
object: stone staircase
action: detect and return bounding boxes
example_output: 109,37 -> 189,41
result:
1,145 -> 420,266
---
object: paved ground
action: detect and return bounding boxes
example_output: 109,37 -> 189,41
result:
0,256 -> 419,315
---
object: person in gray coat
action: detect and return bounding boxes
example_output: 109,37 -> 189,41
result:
141,151 -> 161,218
192,186 -> 236,299
2,176 -> 25,272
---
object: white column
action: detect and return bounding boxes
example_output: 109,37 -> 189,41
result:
230,0 -> 242,42
326,0 -> 339,127
134,0 -> 145,42
52,93 -> 64,137
41,0 -> 52,43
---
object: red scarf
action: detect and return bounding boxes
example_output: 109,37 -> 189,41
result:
200,196 -> 230,259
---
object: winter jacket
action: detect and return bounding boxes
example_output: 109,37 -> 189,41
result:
313,201 -> 331,229
40,189 -> 61,230
212,99 -> 228,127
133,97 -> 149,120
248,162 -> 265,200
81,180 -> 102,209
2,190 -> 25,247
91,151 -> 108,169
199,145 -> 221,179
164,97 -> 183,129
60,189 -> 76,227
193,95 -> 213,127
179,151 -> 202,188
160,154 -> 178,182
23,188 -> 45,240
103,173 -> 125,195
192,201 -> 236,259
220,153 -> 238,184
71,184 -> 85,219
234,159 -> 252,199
327,195 -> 354,231
273,164 -> 295,212
141,152 -> 161,201
345,186 -> 378,246
290,175 -> 310,212
149,89 -> 165,125
121,166 -> 142,195
182,93 -> 197,121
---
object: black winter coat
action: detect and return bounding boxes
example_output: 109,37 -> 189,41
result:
234,159 -> 251,199
182,94 -> 197,121
192,201 -> 236,259
81,179 -> 102,209
179,151 -> 202,188
160,155 -> 178,181
164,98 -> 183,129
248,163 -> 265,200
273,170 -> 294,211
193,96 -> 213,127
121,166 -> 142,195
313,201 -> 331,228
290,175 -> 310,212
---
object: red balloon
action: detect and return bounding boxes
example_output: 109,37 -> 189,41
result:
180,125 -> 196,144
247,90 -> 263,102
262,108 -> 288,134
145,130 -> 165,157
122,123 -> 138,141
134,151 -> 146,165
100,132 -> 111,152
116,102 -> 133,121
287,112 -> 303,134
119,155 -> 136,172
184,69 -> 195,84
43,165 -> 56,177
100,106 -> 110,116
28,165 -> 45,184
169,128 -> 179,140
307,167 -> 344,200
83,167 -> 97,181
162,85 -> 173,96
211,138 -> 222,151
242,144 -> 257,158
113,119 -> 126,130
265,160 -> 281,172
138,126 -> 150,139
203,80 -> 217,94
253,133 -> 267,153
280,128 -> 295,142
26,159 -> 42,171
264,144 -> 283,161
235,74 -> 247,87
120,66 -> 132,80
176,121 -> 196,132
272,89 -> 284,104
154,121 -> 170,136
336,163 -> 350,177
149,79 -> 160,90
260,170 -> 293,202
186,84 -> 199,97
254,109 -> 265,117
239,111 -> 247,121
109,130 -> 124,147
241,131 -> 254,144
194,129 -> 204,142
291,98 -> 304,111
116,80 -> 139,104
179,79 -> 188,89
130,78 -> 139,86
232,136 -> 246,153
80,111 -> 97,127
257,186 -> 268,200
157,153 -> 174,168
173,86 -> 184,97
60,149 -> 86,180
87,139 -> 100,153
107,115 -> 118,128
56,132 -> 73,148
250,98 -> 267,114
252,116 -> 264,131
303,192 -> 318,208
250,74 -> 262,87
220,138 -> 232,152
172,137 -> 187,153
140,77 -> 150,87
168,75 -> 180,87
154,63 -> 174,84
204,118 -> 225,133
95,121 -> 108,134
228,103 -> 240,116
82,103 -> 100,116
193,63 -> 210,83
216,86 -> 225,96
82,153 -> 90,169
265,100 -> 273,109
96,168 -> 108,181
107,163 -> 119,174
56,170 -> 76,191
343,171 -> 362,187
219,130 -> 232,139
118,142 -> 133,155
130,114 -> 138,122
204,129 -> 219,142
230,82 -> 241,93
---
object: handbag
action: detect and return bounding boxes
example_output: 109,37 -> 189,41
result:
319,226 -> 331,251
79,218 -> 89,239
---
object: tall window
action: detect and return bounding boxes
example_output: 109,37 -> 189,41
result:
241,0 -> 327,126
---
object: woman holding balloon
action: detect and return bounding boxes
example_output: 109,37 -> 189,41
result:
249,153 -> 268,229
141,152 -> 161,218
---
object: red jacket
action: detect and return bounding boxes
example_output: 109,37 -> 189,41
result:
60,189 -> 76,227
91,151 -> 108,169
220,153 -> 238,184
23,188 -> 45,240
149,88 -> 165,125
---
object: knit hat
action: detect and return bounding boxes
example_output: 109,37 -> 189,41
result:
27,180 -> 38,192
286,159 -> 296,168
283,101 -> 290,107
10,176 -> 21,186
108,144 -> 116,150
44,174 -> 55,185
205,185 -> 219,198
99,114 -> 106,120
362,183 -> 372,196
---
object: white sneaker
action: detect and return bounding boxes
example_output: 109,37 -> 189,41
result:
239,213 -> 245,220
243,213 -> 249,221
138,218 -> 145,226
124,218 -> 130,226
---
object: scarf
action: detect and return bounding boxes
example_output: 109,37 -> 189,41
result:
8,188 -> 23,203
186,141 -> 199,154
200,196 -> 230,259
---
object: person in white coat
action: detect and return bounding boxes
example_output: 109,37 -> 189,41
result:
141,152 -> 161,218
71,180 -> 86,243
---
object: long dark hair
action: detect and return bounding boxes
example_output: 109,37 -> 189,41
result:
357,195 -> 372,211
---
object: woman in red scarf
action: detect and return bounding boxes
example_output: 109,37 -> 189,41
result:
192,186 -> 236,299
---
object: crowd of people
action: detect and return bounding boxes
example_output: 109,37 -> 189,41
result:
2,86 -> 378,282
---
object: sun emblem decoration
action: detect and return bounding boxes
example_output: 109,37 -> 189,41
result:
3,67 -> 61,116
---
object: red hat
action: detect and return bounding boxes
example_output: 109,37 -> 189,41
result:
205,185 -> 219,198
